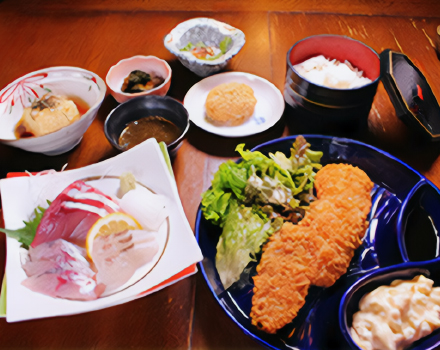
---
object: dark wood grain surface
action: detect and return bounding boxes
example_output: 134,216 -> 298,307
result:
0,1 -> 439,349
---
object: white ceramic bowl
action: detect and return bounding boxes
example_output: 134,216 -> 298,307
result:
0,66 -> 106,156
164,17 -> 245,77
106,55 -> 172,103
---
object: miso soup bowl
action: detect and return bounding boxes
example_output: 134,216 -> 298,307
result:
284,35 -> 380,133
104,95 -> 189,157
0,66 -> 106,156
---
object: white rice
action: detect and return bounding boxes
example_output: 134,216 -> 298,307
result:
293,55 -> 372,89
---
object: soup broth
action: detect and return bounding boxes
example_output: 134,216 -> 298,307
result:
118,116 -> 181,150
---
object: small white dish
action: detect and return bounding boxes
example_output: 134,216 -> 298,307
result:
184,72 -> 284,137
0,67 -> 106,156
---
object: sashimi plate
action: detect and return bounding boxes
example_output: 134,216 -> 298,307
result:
1,139 -> 203,322
195,135 -> 440,350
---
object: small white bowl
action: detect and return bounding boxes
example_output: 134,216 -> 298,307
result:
164,17 -> 245,77
0,67 -> 106,156
106,55 -> 172,103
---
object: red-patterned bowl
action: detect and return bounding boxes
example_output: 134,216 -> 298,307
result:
0,66 -> 106,155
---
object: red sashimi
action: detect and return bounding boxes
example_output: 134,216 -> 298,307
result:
31,180 -> 120,248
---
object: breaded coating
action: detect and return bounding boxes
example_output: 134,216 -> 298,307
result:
205,82 -> 257,126
251,164 -> 373,333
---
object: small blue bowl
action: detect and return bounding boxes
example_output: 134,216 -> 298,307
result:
397,180 -> 440,263
340,261 -> 440,350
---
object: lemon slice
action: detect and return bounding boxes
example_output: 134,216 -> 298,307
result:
86,212 -> 142,259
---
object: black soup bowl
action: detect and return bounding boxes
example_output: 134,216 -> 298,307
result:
284,35 -> 381,134
104,95 -> 190,156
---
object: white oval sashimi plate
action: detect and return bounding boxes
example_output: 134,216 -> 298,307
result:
184,72 -> 284,137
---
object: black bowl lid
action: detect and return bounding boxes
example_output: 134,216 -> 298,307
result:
380,49 -> 440,141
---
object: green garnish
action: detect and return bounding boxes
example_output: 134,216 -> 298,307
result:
0,201 -> 50,248
179,37 -> 232,61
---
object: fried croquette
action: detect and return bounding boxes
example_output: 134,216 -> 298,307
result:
205,82 -> 257,126
251,164 -> 373,333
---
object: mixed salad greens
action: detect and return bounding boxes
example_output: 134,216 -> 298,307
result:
201,136 -> 323,288
180,37 -> 232,60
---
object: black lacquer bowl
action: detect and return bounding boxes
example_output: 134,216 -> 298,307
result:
196,135 -> 440,350
284,35 -> 381,133
104,95 -> 189,156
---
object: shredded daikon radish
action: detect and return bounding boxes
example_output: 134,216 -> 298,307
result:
119,186 -> 168,231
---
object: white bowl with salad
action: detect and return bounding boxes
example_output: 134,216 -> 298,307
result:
164,17 -> 245,77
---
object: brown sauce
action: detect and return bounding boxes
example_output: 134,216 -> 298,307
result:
118,116 -> 181,150
71,96 -> 89,116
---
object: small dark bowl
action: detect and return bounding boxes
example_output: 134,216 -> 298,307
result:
284,35 -> 381,134
397,180 -> 440,263
104,95 -> 189,156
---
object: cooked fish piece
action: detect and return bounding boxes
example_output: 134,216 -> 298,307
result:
16,95 -> 81,137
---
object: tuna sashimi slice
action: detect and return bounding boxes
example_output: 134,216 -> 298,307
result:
31,180 -> 120,248
21,239 -> 105,301
92,230 -> 159,294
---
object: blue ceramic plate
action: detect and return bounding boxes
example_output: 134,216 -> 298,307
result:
195,135 -> 440,350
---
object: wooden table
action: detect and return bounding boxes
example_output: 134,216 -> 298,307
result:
0,1 -> 440,349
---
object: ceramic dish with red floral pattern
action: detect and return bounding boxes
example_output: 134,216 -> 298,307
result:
0,66 -> 106,155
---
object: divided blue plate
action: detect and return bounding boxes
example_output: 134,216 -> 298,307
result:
195,135 -> 440,350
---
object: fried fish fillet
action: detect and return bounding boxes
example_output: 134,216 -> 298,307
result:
251,164 -> 373,333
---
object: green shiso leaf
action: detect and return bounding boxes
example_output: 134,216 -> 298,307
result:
0,200 -> 50,249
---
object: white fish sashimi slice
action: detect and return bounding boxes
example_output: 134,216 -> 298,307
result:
119,186 -> 169,231
21,239 -> 105,301
22,271 -> 105,301
93,229 -> 159,294
25,239 -> 88,265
